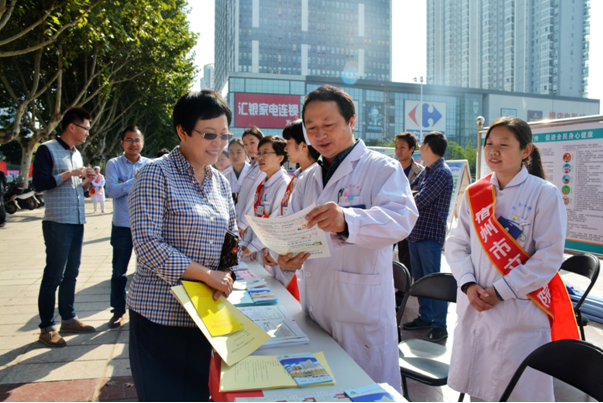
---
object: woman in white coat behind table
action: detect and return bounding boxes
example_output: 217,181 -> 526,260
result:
276,85 -> 419,392
235,127 -> 266,239
445,116 -> 579,402
240,136 -> 291,281
223,138 -> 250,204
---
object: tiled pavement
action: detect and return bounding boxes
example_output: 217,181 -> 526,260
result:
0,199 -> 601,401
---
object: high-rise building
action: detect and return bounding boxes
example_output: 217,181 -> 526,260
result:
202,64 -> 215,89
214,0 -> 392,93
427,0 -> 591,97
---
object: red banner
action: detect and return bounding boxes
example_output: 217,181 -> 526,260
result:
234,93 -> 300,129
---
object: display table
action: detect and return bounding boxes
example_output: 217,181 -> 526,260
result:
208,259 -> 376,402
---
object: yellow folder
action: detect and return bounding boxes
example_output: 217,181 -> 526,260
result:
181,281 -> 243,337
219,351 -> 335,392
171,285 -> 270,366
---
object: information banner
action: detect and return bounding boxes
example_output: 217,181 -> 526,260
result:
532,122 -> 603,255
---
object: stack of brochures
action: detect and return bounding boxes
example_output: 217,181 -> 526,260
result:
277,352 -> 334,387
232,383 -> 404,402
228,287 -> 278,306
239,305 -> 310,349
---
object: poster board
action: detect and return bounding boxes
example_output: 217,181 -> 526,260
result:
476,115 -> 603,256
446,160 -> 472,234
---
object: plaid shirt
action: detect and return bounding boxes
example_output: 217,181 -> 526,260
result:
408,158 -> 453,244
127,147 -> 238,327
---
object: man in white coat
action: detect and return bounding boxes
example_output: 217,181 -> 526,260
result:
277,85 -> 419,392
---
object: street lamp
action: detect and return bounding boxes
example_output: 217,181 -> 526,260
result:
413,76 -> 425,141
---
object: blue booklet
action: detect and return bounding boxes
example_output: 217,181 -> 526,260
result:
248,287 -> 278,304
344,384 -> 396,402
277,352 -> 333,387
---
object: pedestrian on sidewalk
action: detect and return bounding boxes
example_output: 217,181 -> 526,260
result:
127,90 -> 236,401
105,126 -> 150,329
402,131 -> 454,343
32,107 -> 98,348
90,166 -> 105,213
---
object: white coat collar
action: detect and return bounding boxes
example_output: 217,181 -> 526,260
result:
263,167 -> 288,188
491,165 -> 529,190
315,139 -> 367,193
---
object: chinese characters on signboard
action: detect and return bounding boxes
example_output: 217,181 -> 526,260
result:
235,93 -> 301,129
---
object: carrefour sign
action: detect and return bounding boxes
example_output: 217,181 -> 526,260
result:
404,100 -> 447,140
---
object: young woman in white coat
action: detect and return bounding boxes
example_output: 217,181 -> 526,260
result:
276,85 -> 419,392
240,136 -> 291,280
223,138 -> 250,204
445,116 -> 572,401
235,127 -> 266,239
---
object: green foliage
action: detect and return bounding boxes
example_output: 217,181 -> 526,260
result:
0,0 -> 197,183
446,141 -> 477,176
364,138 -> 393,147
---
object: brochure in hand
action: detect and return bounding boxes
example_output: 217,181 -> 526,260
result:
344,384 -> 397,402
277,352 -> 334,387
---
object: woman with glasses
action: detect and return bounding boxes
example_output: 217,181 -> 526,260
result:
224,138 -> 250,204
240,136 -> 292,283
127,90 -> 237,402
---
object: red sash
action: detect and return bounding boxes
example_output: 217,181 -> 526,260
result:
467,175 -> 579,341
280,176 -> 296,216
253,181 -> 269,218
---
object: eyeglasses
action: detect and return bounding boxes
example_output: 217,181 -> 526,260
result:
123,139 -> 143,144
73,123 -> 90,132
254,151 -> 277,159
193,129 -> 233,141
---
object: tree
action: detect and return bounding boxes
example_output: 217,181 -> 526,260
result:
0,0 -> 196,185
446,141 -> 477,176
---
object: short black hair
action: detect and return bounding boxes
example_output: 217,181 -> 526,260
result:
172,90 -> 231,137
62,107 -> 92,131
394,132 -> 417,152
156,148 -> 170,158
302,85 -> 355,124
422,131 -> 448,157
242,126 -> 264,142
282,119 -> 320,161
258,136 -> 288,166
121,125 -> 143,141
228,138 -> 246,152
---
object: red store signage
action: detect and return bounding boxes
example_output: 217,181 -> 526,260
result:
235,93 -> 300,129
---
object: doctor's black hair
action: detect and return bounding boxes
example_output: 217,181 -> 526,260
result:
257,136 -> 288,166
172,90 -> 231,137
282,119 -> 320,161
302,85 -> 355,124
485,116 -> 546,180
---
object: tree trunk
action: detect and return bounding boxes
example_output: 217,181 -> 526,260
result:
18,139 -> 35,188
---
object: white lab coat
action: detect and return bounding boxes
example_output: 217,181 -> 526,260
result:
223,163 -> 251,195
445,166 -> 566,402
236,161 -> 266,231
278,140 -> 418,391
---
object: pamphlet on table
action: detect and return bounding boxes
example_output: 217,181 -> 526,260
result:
239,305 -> 309,349
277,352 -> 334,387
228,287 -> 278,306
245,203 -> 331,258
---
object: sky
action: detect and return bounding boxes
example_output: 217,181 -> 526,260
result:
187,0 -> 603,102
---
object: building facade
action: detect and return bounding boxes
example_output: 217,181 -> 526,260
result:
427,0 -> 591,98
214,0 -> 392,94
202,64 -> 215,89
225,73 -> 600,147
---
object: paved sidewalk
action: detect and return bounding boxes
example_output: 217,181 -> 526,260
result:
0,200 -> 137,402
0,199 -> 601,402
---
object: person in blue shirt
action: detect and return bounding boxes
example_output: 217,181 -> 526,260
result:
105,126 -> 151,328
402,131 -> 454,342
